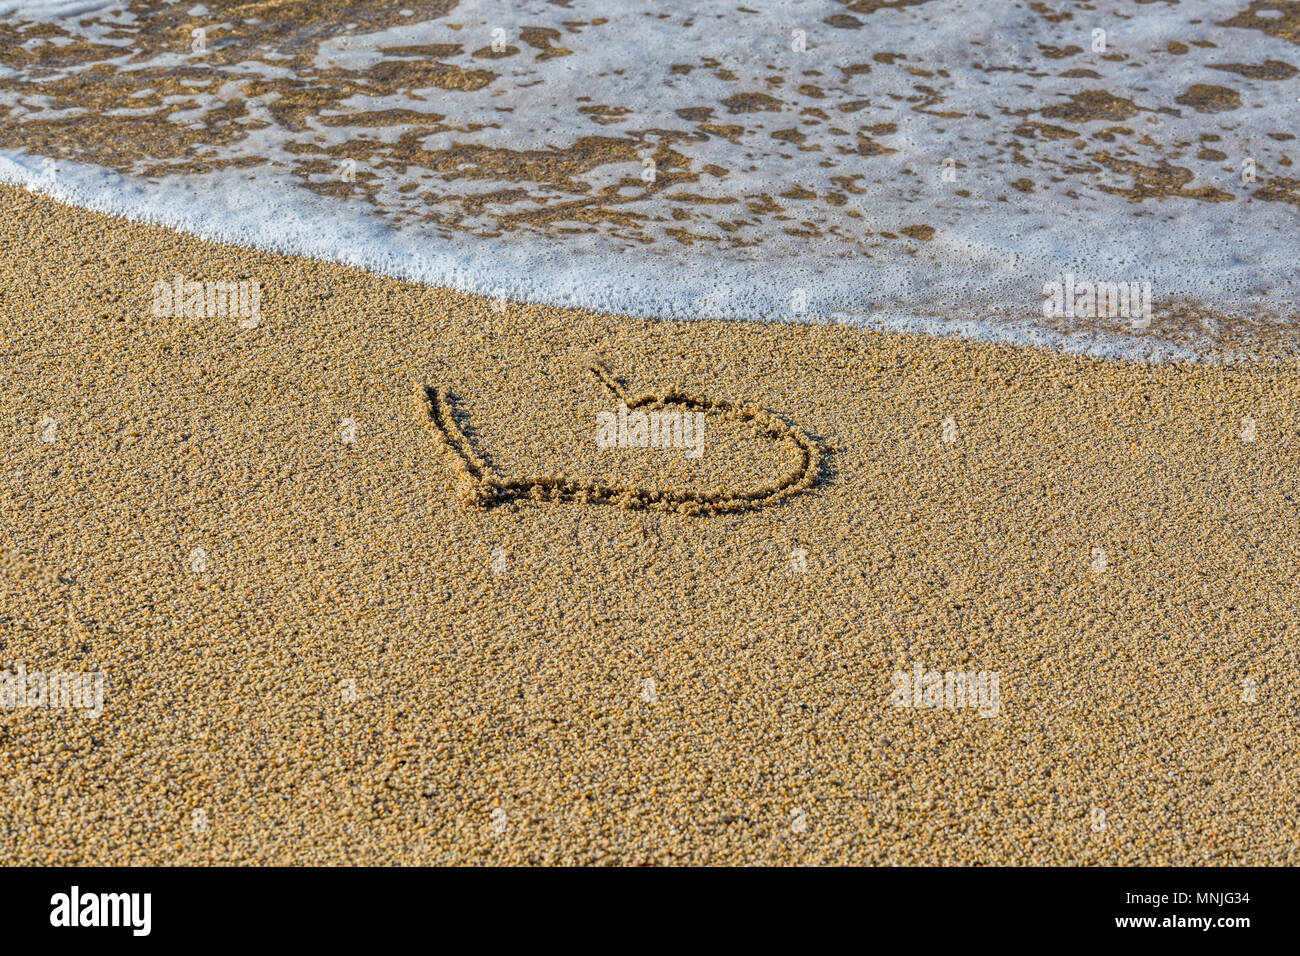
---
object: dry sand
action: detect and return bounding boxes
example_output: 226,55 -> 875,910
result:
1,182 -> 1298,865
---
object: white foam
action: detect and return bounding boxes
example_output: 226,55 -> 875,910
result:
1,0 -> 1296,361
0,0 -> 121,15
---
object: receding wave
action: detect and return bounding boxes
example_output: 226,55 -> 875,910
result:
0,0 -> 1296,359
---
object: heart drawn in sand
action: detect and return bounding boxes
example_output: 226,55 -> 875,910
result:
420,364 -> 823,515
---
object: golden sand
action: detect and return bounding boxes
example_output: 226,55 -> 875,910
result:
1,183 -> 1298,865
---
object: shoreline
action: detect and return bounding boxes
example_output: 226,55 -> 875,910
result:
2,154 -> 1293,366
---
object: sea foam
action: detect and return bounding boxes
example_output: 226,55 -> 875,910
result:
0,0 -> 1295,361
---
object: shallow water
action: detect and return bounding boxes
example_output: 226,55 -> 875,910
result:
0,0 -> 1296,359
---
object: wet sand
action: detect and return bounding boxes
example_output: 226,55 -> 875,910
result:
4,0 -> 1296,354
1,183 -> 1298,865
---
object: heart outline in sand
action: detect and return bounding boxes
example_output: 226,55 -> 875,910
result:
420,364 -> 823,515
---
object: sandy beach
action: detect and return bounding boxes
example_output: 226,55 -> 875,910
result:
1,182 -> 1298,864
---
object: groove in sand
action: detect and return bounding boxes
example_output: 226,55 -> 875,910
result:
423,363 -> 824,514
